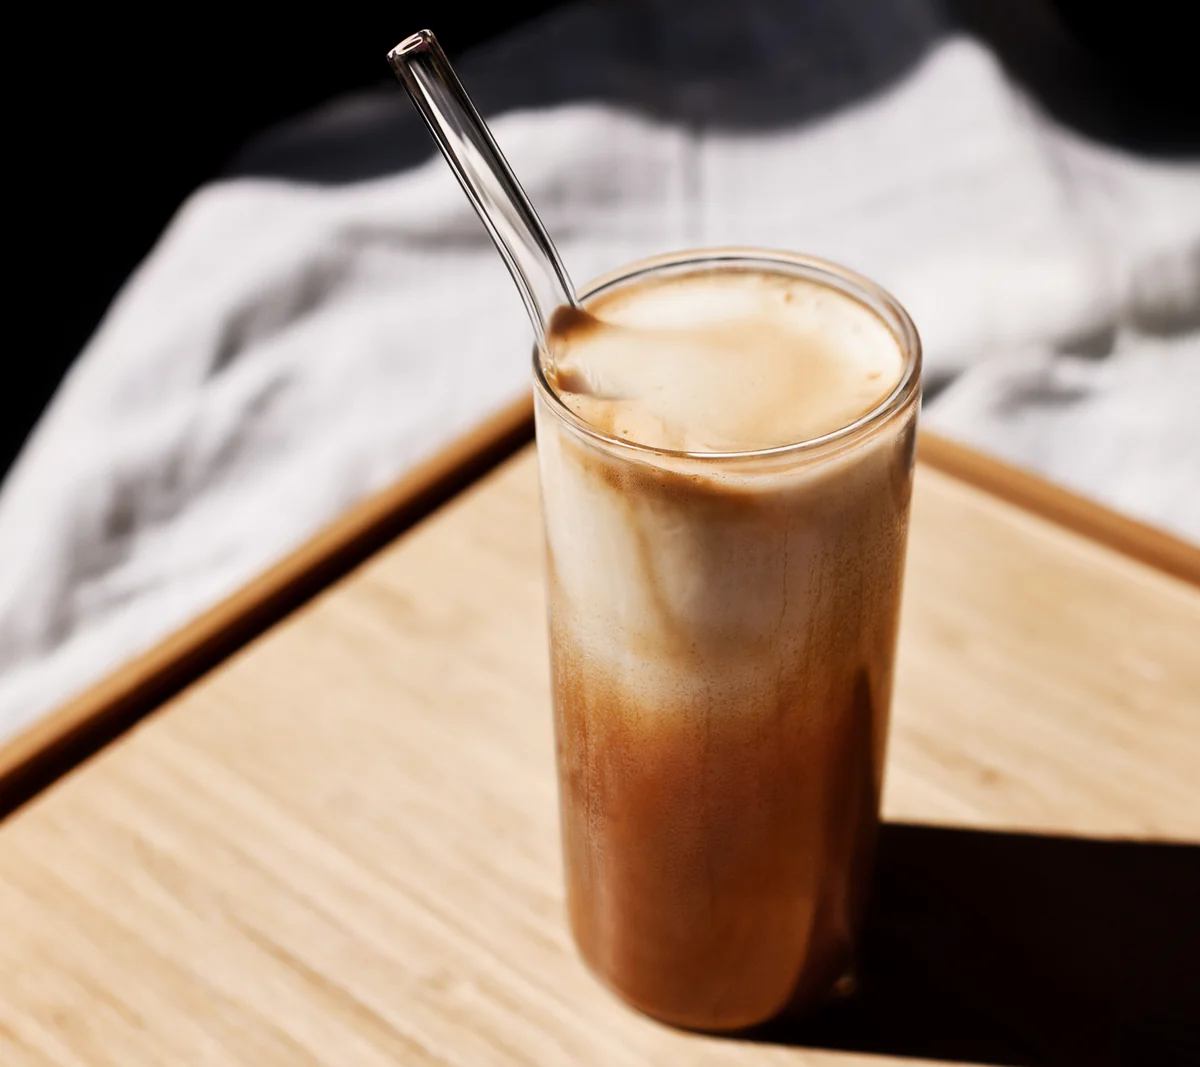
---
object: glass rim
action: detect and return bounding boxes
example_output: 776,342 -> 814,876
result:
531,247 -> 922,463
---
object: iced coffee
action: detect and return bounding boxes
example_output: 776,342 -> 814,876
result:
534,250 -> 920,1032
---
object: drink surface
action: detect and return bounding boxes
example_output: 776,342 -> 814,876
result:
535,260 -> 918,1032
545,267 -> 904,453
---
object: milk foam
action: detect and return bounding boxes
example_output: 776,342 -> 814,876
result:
546,269 -> 903,452
535,263 -> 917,702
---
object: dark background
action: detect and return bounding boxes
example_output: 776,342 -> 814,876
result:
8,1 -> 1195,483
8,6 -> 560,481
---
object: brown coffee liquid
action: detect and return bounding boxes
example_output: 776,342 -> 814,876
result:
536,265 -> 917,1031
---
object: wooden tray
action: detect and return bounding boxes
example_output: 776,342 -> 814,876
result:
2,397 -> 1197,1066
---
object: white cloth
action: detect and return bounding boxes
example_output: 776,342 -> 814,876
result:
1,0 -> 1198,742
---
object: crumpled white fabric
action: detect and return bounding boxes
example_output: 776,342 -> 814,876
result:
0,2 -> 1197,742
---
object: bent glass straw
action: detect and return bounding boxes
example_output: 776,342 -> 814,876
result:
388,29 -> 579,349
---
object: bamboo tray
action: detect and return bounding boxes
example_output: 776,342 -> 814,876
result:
2,396 -> 1197,1066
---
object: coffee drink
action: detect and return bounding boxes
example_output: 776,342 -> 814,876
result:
534,252 -> 920,1031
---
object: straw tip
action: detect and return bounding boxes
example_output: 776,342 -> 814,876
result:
388,29 -> 436,63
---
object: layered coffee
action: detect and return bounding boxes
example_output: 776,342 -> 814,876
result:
534,256 -> 919,1031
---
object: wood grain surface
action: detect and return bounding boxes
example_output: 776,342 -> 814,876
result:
2,446 -> 1198,1066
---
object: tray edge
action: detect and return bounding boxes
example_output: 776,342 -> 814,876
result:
0,392 -> 536,814
2,400 -> 1196,813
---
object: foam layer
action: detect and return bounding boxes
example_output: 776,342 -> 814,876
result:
546,268 -> 903,452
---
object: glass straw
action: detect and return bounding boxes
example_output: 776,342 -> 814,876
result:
388,29 -> 579,349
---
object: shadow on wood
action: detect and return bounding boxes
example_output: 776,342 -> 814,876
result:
751,823 -> 1199,1067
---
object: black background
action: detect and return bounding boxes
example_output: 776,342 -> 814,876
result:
7,6 -> 561,479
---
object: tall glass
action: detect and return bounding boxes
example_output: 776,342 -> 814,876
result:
533,249 -> 921,1032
